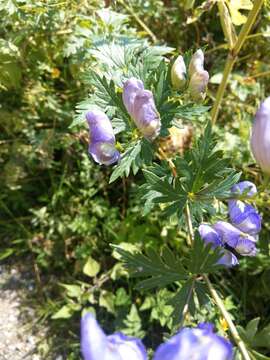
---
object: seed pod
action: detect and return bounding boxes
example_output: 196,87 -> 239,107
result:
171,55 -> 187,90
251,97 -> 270,174
86,110 -> 120,165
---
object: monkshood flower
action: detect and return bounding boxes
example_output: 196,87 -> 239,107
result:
230,181 -> 257,198
228,181 -> 261,235
122,78 -> 161,140
199,224 -> 238,267
171,55 -> 187,90
154,323 -> 233,360
214,221 -> 257,256
228,201 -> 261,235
86,110 -> 120,165
188,49 -> 209,100
251,97 -> 270,174
81,312 -> 147,360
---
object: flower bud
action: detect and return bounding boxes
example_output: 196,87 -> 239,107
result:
251,97 -> 270,174
153,323 -> 233,360
228,201 -> 261,235
171,55 -> 187,90
231,181 -> 257,198
123,78 -> 161,140
188,69 -> 209,101
86,110 -> 120,165
81,313 -> 147,360
213,221 -> 257,257
189,49 -> 205,77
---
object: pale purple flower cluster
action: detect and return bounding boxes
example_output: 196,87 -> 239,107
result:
81,313 -> 233,360
199,181 -> 261,266
86,78 -> 161,165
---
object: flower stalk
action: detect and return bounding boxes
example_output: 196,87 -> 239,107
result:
158,148 -> 252,359
211,0 -> 264,124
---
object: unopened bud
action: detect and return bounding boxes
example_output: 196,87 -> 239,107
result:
171,55 -> 187,90
188,69 -> 209,100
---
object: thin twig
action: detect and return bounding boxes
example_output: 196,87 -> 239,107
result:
118,0 -> 157,43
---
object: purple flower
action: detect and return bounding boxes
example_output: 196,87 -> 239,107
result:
153,323 -> 233,360
251,97 -> 270,174
199,224 -> 238,267
231,181 -> 257,198
171,55 -> 187,90
86,110 -> 120,165
81,312 -> 147,360
122,78 -> 161,140
199,224 -> 223,247
213,221 -> 257,256
228,201 -> 261,235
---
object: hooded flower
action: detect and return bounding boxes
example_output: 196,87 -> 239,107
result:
228,181 -> 261,235
213,221 -> 257,256
188,49 -> 209,100
122,78 -> 161,140
228,201 -> 261,235
199,224 -> 238,267
81,313 -> 147,360
251,97 -> 270,174
153,323 -> 233,360
171,55 -> 187,90
230,181 -> 257,198
86,110 -> 120,165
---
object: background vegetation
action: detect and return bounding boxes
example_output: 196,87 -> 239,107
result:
1,0 -> 270,359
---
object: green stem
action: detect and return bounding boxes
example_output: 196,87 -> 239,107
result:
184,206 -> 251,360
211,0 -> 264,124
203,275 -> 251,360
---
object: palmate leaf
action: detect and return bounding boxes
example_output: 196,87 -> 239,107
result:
109,139 -> 154,183
112,245 -> 188,291
186,232 -> 224,274
139,164 -> 188,218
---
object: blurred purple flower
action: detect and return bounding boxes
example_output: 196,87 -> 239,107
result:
213,221 -> 257,256
251,97 -> 270,174
81,312 -> 147,360
86,110 -> 120,166
199,224 -> 238,267
153,322 -> 233,360
122,78 -> 161,140
228,201 -> 261,235
231,181 -> 257,198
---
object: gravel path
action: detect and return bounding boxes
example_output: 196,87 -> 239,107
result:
0,265 -> 43,360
